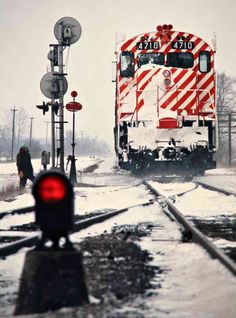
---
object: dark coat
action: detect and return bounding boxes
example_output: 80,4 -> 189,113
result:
16,148 -> 34,178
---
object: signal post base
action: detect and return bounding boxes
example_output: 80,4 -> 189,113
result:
14,248 -> 89,315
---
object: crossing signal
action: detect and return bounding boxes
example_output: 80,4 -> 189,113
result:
36,101 -> 49,115
32,171 -> 74,249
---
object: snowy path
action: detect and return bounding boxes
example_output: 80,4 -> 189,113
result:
0,157 -> 236,317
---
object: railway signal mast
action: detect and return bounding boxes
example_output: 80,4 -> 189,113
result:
66,90 -> 82,184
39,17 -> 82,171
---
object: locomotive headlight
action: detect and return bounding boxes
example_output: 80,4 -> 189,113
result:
163,70 -> 171,77
164,78 -> 171,86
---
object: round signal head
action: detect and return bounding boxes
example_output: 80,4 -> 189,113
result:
156,25 -> 163,32
38,176 -> 67,202
163,70 -> 171,77
168,24 -> 173,30
163,24 -> 168,30
71,90 -> 78,98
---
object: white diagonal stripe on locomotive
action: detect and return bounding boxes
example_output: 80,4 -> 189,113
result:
163,86 -> 197,112
158,69 -> 196,108
198,82 -> 215,110
137,68 -> 162,91
119,78 -> 136,102
162,78 -> 197,111
175,91 -> 198,111
197,73 -> 215,109
136,69 -> 196,113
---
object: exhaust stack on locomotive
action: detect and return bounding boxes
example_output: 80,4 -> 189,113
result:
113,24 -> 217,176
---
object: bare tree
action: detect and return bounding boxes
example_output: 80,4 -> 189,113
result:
216,72 -> 236,166
16,107 -> 29,148
217,72 -> 236,112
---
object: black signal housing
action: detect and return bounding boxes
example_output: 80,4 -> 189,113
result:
32,170 -> 74,249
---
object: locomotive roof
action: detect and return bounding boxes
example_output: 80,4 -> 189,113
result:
119,26 -> 214,53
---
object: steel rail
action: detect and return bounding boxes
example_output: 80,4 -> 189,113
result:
0,205 -> 35,220
0,200 -> 154,258
194,181 -> 236,196
0,184 -> 143,220
144,180 -> 236,277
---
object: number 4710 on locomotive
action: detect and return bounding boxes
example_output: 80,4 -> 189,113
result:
113,24 -> 217,176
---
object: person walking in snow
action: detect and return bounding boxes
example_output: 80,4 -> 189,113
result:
16,145 -> 35,189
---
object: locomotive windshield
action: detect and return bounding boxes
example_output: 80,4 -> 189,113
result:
167,52 -> 194,68
199,51 -> 211,73
138,53 -> 164,67
120,52 -> 134,77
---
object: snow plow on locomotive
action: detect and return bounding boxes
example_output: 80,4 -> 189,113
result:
113,24 -> 217,176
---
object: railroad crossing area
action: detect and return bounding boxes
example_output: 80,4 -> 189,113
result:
0,158 -> 236,317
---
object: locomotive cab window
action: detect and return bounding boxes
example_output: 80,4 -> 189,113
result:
167,52 -> 194,68
120,52 -> 134,77
138,53 -> 164,67
199,51 -> 211,73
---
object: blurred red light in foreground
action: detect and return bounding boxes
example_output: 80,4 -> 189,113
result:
38,176 -> 66,202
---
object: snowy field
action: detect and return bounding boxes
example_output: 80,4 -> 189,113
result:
0,156 -> 236,317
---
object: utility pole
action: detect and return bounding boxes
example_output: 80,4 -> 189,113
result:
45,120 -> 50,147
218,111 -> 236,167
11,106 -> 17,160
228,112 -> 232,167
81,130 -> 84,154
29,117 -> 34,152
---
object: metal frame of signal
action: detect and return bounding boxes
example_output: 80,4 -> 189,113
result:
66,90 -> 82,184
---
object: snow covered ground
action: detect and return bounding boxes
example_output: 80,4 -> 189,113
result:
0,156 -> 236,317
196,167 -> 236,193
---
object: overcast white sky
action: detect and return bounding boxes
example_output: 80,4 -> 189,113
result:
0,0 -> 236,147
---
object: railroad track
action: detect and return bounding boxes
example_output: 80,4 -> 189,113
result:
0,205 -> 34,220
194,180 -> 236,196
1,179 -> 236,278
0,199 -> 154,258
143,180 -> 236,276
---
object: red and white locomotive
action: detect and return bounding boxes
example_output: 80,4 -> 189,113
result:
114,24 -> 217,175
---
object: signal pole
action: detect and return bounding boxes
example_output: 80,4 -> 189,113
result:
39,17 -> 81,172
48,46 -> 57,168
65,91 -> 82,184
58,31 -> 65,172
11,106 -> 17,160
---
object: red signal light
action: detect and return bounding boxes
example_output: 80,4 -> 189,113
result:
38,176 -> 66,202
71,90 -> 78,98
